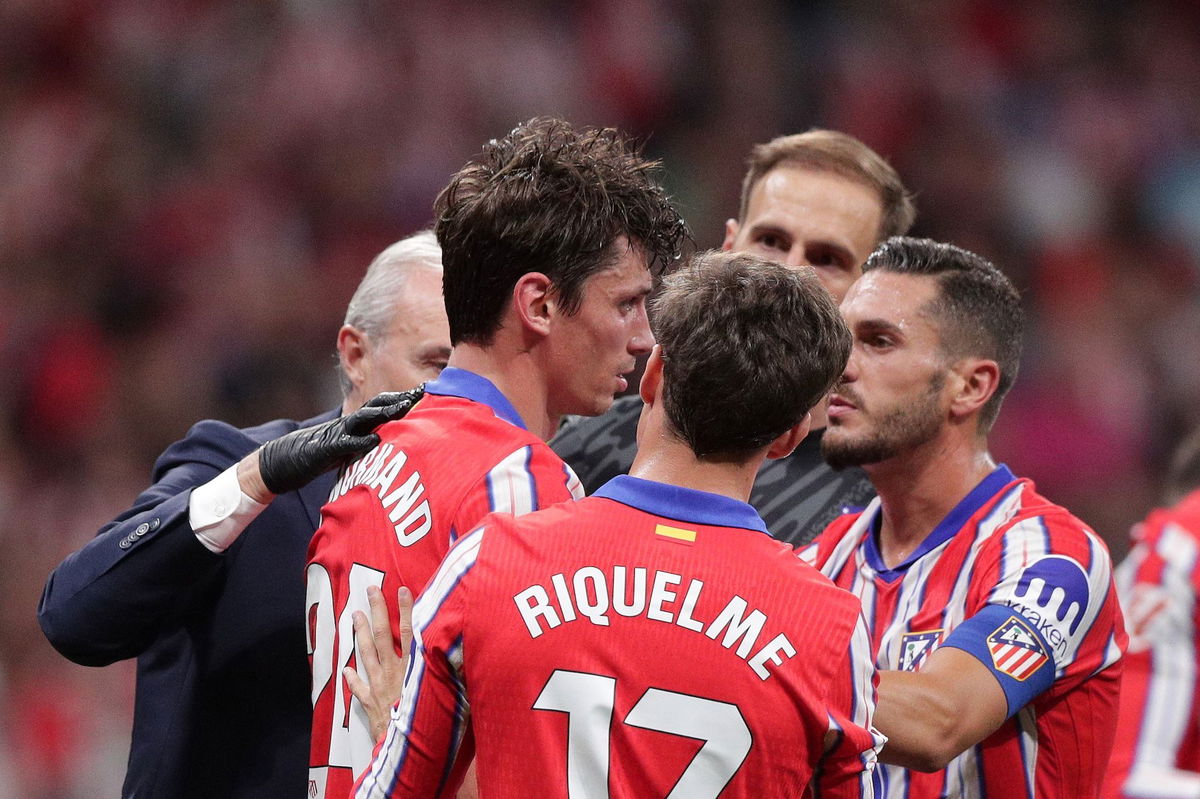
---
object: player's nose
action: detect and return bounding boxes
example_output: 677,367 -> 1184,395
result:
629,312 -> 654,356
784,246 -> 810,268
840,348 -> 861,383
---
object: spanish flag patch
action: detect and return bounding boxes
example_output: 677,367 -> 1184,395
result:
654,523 -> 697,543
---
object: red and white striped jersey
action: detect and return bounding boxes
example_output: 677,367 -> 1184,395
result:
1104,489 -> 1200,799
801,465 -> 1126,798
305,368 -> 583,799
357,475 -> 886,799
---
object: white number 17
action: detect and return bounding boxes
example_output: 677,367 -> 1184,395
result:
533,669 -> 752,799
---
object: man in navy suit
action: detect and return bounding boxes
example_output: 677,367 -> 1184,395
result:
37,230 -> 451,799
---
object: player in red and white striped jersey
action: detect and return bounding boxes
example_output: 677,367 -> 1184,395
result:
1105,428 -> 1200,799
357,252 -> 885,798
306,370 -> 585,797
802,237 -> 1125,798
305,117 -> 687,799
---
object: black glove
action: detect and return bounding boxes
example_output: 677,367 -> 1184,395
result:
258,388 -> 424,495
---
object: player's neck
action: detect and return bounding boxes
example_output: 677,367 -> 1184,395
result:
447,345 -> 559,441
867,433 -> 996,569
629,428 -> 763,504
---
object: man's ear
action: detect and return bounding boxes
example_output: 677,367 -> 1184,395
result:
639,345 -> 665,405
337,324 -> 370,392
512,272 -> 554,337
949,358 -> 1000,421
766,412 -> 812,460
721,219 -> 740,251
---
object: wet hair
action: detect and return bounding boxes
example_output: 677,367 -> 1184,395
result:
651,249 -> 851,459
435,117 -> 689,346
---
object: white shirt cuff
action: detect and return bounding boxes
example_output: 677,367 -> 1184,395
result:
189,464 -> 269,553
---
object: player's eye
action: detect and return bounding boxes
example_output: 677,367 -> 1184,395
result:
757,233 -> 788,252
619,295 -> 645,314
807,247 -> 849,270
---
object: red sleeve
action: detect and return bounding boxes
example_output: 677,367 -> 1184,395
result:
965,509 -> 1124,689
452,443 -> 582,537
798,512 -> 860,570
353,530 -> 485,799
1105,511 -> 1200,799
814,611 -> 885,798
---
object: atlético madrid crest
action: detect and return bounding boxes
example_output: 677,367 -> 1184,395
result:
987,616 -> 1049,681
899,630 -> 943,672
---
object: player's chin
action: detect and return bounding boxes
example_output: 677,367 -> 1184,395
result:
821,425 -> 857,451
592,392 -> 619,417
569,389 -> 618,419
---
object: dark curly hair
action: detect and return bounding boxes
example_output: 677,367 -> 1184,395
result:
435,117 -> 689,346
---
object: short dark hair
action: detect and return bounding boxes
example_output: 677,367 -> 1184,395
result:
651,250 -> 851,459
435,117 -> 689,346
864,237 -> 1024,432
740,129 -> 916,244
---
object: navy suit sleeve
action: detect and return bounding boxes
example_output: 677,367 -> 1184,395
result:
38,419 -> 281,666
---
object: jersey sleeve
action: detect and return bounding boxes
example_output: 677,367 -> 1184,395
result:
813,611 -> 885,799
796,540 -> 821,567
354,527 -> 485,799
37,419 -> 252,665
450,443 -> 583,539
1107,517 -> 1200,799
798,511 -> 861,570
941,511 -> 1123,716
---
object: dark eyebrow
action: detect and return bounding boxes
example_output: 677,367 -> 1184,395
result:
748,224 -> 857,265
855,318 -> 903,338
746,223 -> 790,240
807,239 -> 857,266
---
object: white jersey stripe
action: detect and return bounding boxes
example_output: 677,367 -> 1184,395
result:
878,549 -> 937,668
1123,765 -> 1200,798
1059,528 -> 1115,675
486,446 -> 537,516
942,483 -> 1024,633
563,461 -> 585,500
1134,522 -> 1199,770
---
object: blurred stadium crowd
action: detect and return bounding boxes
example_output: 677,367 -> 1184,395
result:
1,0 -> 1198,795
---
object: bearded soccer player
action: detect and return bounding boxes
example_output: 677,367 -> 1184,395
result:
357,251 -> 885,799
552,129 -> 915,545
1104,426 -> 1200,799
802,237 -> 1125,797
304,117 -> 687,799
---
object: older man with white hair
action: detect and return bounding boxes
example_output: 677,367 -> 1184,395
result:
38,230 -> 451,799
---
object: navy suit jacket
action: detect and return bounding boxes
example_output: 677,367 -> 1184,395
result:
39,409 -> 338,799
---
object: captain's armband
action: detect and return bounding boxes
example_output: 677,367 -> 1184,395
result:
939,605 -> 1055,718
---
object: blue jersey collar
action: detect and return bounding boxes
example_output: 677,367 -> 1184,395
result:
865,464 -> 1017,580
424,367 -> 527,430
593,475 -> 768,534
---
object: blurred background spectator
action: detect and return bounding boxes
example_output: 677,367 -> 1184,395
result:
1,0 -> 1197,795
